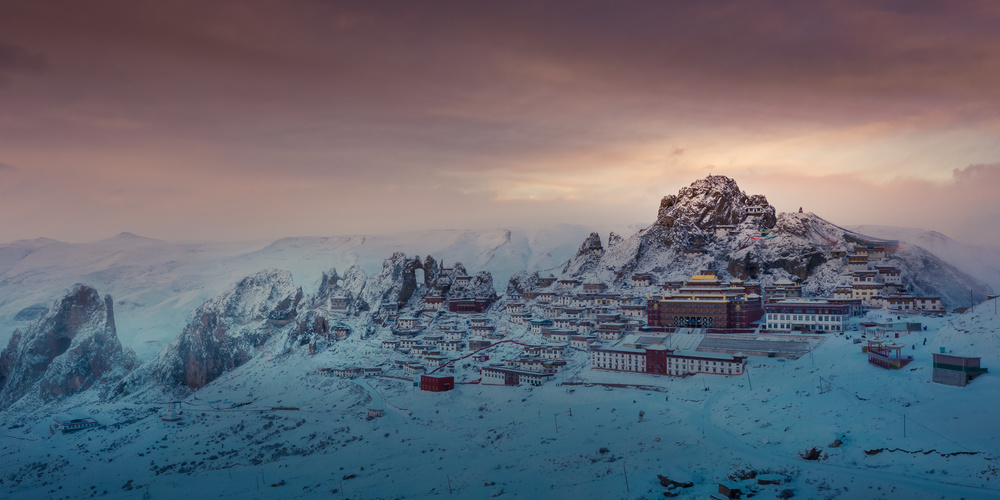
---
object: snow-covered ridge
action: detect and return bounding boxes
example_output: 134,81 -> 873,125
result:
0,224 -> 630,359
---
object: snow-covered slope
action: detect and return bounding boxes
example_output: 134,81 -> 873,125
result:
1,303 -> 997,499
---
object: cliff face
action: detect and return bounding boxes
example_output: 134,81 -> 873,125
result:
138,269 -> 303,390
0,285 -> 135,409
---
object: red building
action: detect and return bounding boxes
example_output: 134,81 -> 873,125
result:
865,340 -> 912,370
647,296 -> 762,329
420,374 -> 455,392
448,298 -> 493,313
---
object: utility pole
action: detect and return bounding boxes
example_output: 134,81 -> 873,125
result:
746,368 -> 752,391
554,414 -> 559,433
623,463 -> 630,493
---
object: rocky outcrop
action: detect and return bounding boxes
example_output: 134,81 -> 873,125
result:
656,175 -> 776,230
725,212 -> 838,280
0,285 -> 135,408
506,271 -> 539,294
131,269 -> 303,390
360,253 -> 426,310
316,265 -> 370,313
450,270 -> 497,301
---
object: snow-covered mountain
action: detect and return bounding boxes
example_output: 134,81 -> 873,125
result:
2,177 -> 1000,499
552,176 -> 990,308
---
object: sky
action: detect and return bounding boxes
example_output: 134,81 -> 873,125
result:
1,0 -> 999,246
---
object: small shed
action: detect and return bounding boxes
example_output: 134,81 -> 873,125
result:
50,416 -> 100,435
932,353 -> 987,387
718,481 -> 742,499
420,374 -> 455,392
756,473 -> 785,485
367,408 -> 385,419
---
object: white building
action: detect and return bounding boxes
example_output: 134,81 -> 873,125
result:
764,299 -> 850,333
591,347 -> 647,372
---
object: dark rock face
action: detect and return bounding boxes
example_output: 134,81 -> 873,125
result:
0,285 -> 134,408
363,252 -> 427,309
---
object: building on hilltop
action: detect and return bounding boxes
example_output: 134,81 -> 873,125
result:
448,297 -> 493,313
762,278 -> 802,301
631,273 -> 655,287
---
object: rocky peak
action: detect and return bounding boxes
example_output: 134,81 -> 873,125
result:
0,285 -> 134,409
562,232 -> 605,277
608,232 -> 624,248
205,269 -> 302,321
316,265 -> 369,312
578,232 -> 604,255
360,252 -> 425,310
657,175 -> 776,230
449,270 -> 497,300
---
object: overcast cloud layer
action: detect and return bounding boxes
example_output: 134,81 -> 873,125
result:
1,1 -> 999,245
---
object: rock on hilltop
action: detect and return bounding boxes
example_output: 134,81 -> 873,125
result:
657,175 -> 776,230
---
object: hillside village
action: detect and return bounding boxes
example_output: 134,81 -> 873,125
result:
0,176 -> 996,500
321,185 -> 958,395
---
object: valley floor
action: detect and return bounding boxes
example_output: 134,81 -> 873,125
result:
2,316 -> 999,500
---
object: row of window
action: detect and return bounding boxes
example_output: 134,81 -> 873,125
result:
767,323 -> 841,331
767,314 -> 844,322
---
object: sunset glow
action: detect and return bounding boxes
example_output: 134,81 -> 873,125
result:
1,1 -> 998,244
